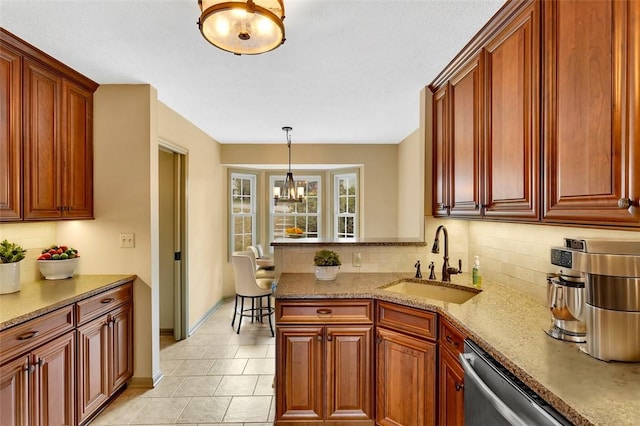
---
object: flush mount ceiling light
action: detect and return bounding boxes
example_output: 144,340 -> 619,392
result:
274,126 -> 304,205
197,0 -> 285,55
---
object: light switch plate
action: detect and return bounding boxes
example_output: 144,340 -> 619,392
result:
120,233 -> 135,248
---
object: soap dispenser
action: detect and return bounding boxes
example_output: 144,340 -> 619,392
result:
472,256 -> 482,288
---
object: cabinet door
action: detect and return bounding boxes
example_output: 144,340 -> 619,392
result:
0,45 -> 22,221
432,85 -> 450,217
109,303 -> 133,392
484,0 -> 540,220
0,356 -> 29,426
543,0 -> 640,225
23,57 -> 63,220
77,315 -> 109,423
376,327 -> 436,426
449,53 -> 483,218
275,326 -> 324,422
438,348 -> 464,426
32,331 -> 75,426
61,80 -> 93,219
325,325 -> 373,422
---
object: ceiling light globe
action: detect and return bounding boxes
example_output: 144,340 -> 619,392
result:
198,0 -> 285,55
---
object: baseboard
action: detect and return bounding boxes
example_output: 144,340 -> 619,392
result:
128,370 -> 164,389
188,297 -> 230,336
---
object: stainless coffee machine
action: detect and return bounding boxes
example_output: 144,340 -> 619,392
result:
545,271 -> 586,343
551,238 -> 640,362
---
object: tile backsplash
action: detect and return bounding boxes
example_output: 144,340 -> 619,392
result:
277,218 -> 639,303
1,222 -> 57,283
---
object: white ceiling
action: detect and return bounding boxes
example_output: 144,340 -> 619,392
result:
1,0 -> 504,144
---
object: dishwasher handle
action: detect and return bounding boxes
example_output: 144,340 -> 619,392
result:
459,353 -> 529,426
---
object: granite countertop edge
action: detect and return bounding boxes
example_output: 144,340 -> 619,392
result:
0,274 -> 137,331
274,272 -> 640,426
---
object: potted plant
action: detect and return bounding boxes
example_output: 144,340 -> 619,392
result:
0,239 -> 27,294
313,249 -> 341,281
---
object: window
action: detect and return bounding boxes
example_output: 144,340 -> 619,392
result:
334,172 -> 358,238
230,173 -> 256,252
271,175 -> 321,239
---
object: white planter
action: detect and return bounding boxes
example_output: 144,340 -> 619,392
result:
315,265 -> 340,281
0,262 -> 21,294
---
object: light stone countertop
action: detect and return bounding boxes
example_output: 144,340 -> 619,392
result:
0,275 -> 137,331
274,272 -> 640,426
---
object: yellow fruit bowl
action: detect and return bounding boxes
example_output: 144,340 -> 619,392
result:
37,258 -> 79,280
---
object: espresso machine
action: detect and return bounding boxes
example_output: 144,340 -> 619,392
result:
550,238 -> 640,362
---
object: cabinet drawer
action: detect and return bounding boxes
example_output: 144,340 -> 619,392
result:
76,282 -> 132,325
0,305 -> 74,361
440,316 -> 465,356
376,301 -> 437,340
276,299 -> 373,324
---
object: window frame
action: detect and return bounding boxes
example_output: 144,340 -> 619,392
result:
333,171 -> 359,239
269,174 -> 322,241
229,172 -> 257,253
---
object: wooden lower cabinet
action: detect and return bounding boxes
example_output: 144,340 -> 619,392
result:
0,331 -> 75,426
77,302 -> 133,424
0,280 -> 134,426
438,348 -> 464,426
376,327 -> 436,426
275,299 -> 374,425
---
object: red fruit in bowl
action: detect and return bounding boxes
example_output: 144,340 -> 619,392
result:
41,252 -> 52,259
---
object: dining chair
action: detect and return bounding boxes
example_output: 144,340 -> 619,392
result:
231,251 -> 275,336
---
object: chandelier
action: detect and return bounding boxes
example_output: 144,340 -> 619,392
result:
197,0 -> 286,55
274,126 -> 304,205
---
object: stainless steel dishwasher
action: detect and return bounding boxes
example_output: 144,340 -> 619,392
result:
460,340 -> 573,426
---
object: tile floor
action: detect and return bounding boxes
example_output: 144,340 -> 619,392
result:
92,298 -> 276,426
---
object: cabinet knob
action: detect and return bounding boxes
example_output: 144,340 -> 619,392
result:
618,198 -> 635,209
455,382 -> 464,391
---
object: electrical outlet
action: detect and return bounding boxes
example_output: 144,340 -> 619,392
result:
352,252 -> 362,267
120,233 -> 135,248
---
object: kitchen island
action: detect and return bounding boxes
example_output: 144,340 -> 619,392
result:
274,272 -> 640,426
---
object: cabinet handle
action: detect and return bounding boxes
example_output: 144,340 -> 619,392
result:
316,308 -> 332,315
37,358 -> 44,368
618,198 -> 634,209
455,382 -> 464,391
445,335 -> 459,347
101,297 -> 115,304
17,331 -> 39,341
316,334 -> 322,342
327,334 -> 333,341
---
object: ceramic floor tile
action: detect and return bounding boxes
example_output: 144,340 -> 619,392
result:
137,376 -> 184,398
160,358 -> 182,376
130,397 -> 190,424
207,358 -> 248,375
254,375 -> 275,396
90,396 -> 149,425
265,345 -> 276,358
169,345 -> 208,360
175,396 -> 231,423
223,396 -> 272,423
214,375 -> 258,396
171,359 -> 215,376
173,375 -> 222,396
235,345 -> 269,358
203,345 -> 239,359
243,358 -> 275,375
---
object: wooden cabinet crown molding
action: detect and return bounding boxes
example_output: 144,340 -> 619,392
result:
0,28 -> 97,92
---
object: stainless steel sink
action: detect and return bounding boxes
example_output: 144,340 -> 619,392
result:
382,280 -> 480,304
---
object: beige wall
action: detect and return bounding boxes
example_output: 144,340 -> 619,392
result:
221,144 -> 399,239
156,102 -> 227,324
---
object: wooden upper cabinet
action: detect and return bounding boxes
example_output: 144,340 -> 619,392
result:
449,53 -> 483,218
0,45 -> 22,221
543,0 -> 640,225
484,0 -> 540,220
0,28 -> 97,222
433,86 -> 449,217
23,58 -> 64,220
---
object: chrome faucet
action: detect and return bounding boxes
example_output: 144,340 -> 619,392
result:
431,225 -> 462,282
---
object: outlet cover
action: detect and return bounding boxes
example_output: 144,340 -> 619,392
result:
120,233 -> 135,248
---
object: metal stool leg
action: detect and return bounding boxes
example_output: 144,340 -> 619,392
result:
236,296 -> 245,334
267,295 -> 274,337
231,294 -> 239,327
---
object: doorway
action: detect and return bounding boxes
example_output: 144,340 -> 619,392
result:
159,144 -> 187,341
